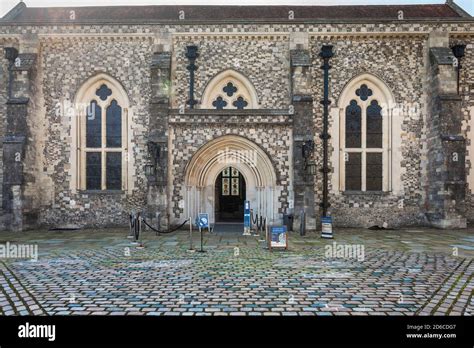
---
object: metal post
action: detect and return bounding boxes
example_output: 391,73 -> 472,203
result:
185,46 -> 199,109
188,216 -> 194,252
265,221 -> 269,249
319,45 -> 334,218
258,216 -> 266,242
198,226 -> 205,253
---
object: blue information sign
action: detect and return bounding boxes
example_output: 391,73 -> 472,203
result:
198,213 -> 209,229
269,225 -> 288,250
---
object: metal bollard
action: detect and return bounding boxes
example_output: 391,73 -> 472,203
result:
258,216 -> 267,242
188,216 -> 195,252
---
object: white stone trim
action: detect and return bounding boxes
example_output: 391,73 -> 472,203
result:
71,73 -> 134,194
200,69 -> 260,109
38,33 -> 155,40
333,73 -> 397,193
172,32 -> 289,40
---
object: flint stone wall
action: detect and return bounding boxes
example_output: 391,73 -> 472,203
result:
37,37 -> 152,227
172,35 -> 290,110
0,21 -> 473,228
311,36 -> 427,227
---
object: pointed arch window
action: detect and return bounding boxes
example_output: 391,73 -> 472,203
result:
201,70 -> 259,109
76,77 -> 130,191
339,79 -> 392,192
209,82 -> 249,110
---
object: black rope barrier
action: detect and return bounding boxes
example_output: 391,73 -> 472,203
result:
252,211 -> 258,225
142,218 -> 189,235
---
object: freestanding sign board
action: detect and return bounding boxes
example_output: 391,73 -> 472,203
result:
321,216 -> 333,239
196,213 -> 210,253
198,213 -> 209,229
268,226 -> 288,250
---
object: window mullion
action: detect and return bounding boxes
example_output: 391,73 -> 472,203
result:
362,105 -> 367,191
101,104 -> 107,190
387,107 -> 392,192
79,110 -> 83,190
123,107 -> 128,191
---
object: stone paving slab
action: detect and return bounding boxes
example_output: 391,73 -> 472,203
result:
0,228 -> 473,316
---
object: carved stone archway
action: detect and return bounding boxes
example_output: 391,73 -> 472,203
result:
184,135 -> 278,224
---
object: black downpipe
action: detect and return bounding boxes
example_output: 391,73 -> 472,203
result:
185,45 -> 199,109
319,45 -> 334,218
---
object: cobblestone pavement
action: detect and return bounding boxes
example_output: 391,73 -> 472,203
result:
0,227 -> 473,316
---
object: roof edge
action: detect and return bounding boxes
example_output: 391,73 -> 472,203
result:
2,18 -> 474,27
1,1 -> 27,21
446,0 -> 471,18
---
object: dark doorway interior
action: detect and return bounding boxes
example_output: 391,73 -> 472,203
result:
214,167 -> 246,222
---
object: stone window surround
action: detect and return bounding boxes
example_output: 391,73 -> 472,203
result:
200,69 -> 259,109
70,73 -> 134,194
333,73 -> 398,194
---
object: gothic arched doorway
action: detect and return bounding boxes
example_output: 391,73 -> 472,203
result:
183,135 -> 278,225
214,167 -> 246,222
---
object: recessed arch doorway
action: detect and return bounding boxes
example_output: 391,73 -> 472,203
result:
184,135 -> 278,225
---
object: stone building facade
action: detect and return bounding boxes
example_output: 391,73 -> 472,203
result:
0,1 -> 473,231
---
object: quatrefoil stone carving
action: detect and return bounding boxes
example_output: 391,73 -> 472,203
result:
223,82 -> 238,97
356,84 -> 373,101
212,96 -> 228,110
95,84 -> 112,101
